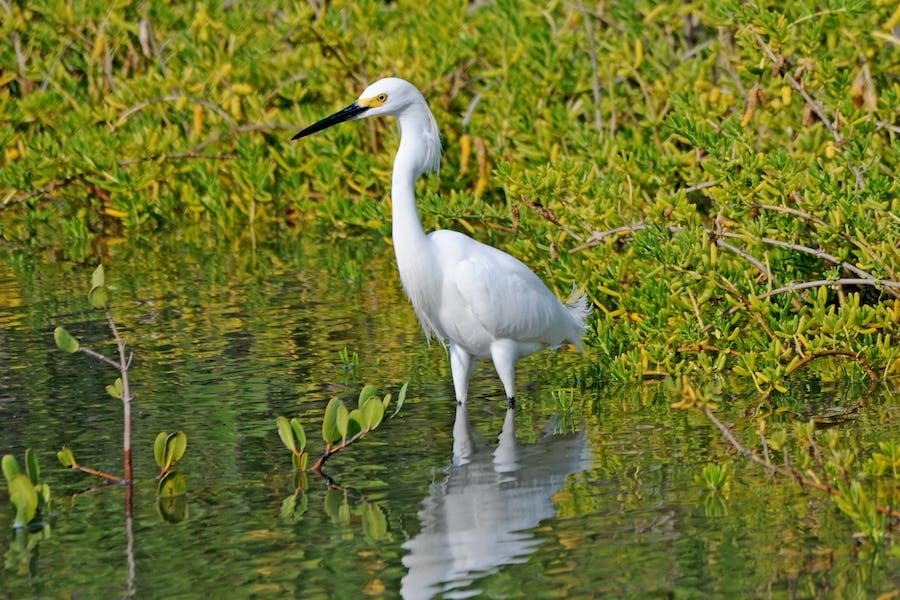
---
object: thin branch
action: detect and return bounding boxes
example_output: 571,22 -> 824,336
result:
716,239 -> 772,280
757,199 -> 896,281
571,221 -> 899,299
570,222 -> 645,251
311,430 -> 368,471
684,180 -> 719,193
577,0 -> 603,130
78,346 -> 121,369
753,202 -> 826,227
192,123 -> 297,152
784,348 -> 878,381
461,92 -> 483,128
2,152 -> 236,210
572,222 -> 773,280
751,30 -> 865,190
113,95 -> 237,131
516,196 -> 584,242
757,278 -> 900,301
2,175 -> 83,208
69,463 -> 125,484
117,151 -> 236,166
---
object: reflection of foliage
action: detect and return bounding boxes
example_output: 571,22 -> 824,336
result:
324,489 -> 389,543
700,396 -> 899,546
551,388 -> 578,434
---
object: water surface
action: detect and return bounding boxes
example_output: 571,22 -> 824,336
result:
1,232 -> 896,598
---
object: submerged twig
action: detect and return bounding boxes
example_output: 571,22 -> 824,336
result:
702,406 -> 900,518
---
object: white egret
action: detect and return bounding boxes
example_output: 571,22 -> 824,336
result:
293,78 -> 590,407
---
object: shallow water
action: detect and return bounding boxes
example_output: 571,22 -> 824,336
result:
0,232 -> 897,598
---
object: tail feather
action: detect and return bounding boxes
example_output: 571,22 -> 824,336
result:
563,285 -> 592,352
564,284 -> 592,328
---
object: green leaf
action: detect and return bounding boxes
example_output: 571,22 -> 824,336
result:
336,402 -> 350,443
157,471 -> 187,498
89,286 -> 108,309
2,454 -> 21,482
153,432 -> 168,468
54,326 -> 80,353
322,398 -> 343,445
361,502 -> 388,541
106,382 -> 122,399
164,431 -> 188,469
324,488 -> 344,522
358,384 -> 379,410
363,394 -> 385,430
392,382 -> 408,418
291,452 -> 309,470
91,264 -> 105,289
25,448 -> 39,485
277,416 -> 296,452
156,494 -> 189,523
280,494 -> 297,519
38,483 -> 51,507
57,446 -> 75,468
281,492 -> 308,521
290,418 -> 306,452
8,473 -> 38,527
347,408 -> 365,439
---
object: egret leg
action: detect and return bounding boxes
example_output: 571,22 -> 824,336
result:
490,341 -> 518,409
449,344 -> 474,405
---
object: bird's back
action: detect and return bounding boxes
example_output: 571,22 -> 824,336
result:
423,230 -> 588,358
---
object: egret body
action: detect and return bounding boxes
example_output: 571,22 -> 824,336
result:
293,78 -> 590,406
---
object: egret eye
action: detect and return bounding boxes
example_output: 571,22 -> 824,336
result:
376,93 -> 388,103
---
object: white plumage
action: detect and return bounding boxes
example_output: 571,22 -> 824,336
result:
294,77 -> 590,406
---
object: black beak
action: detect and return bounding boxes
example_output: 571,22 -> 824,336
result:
291,102 -> 369,140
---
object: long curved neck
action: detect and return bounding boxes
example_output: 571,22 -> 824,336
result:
391,106 -> 439,261
391,143 -> 428,258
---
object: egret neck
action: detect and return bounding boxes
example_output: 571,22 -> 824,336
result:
391,102 -> 443,342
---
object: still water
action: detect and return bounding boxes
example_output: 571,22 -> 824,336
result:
1,232 -> 896,598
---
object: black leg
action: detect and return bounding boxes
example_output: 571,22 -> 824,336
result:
506,396 -> 516,409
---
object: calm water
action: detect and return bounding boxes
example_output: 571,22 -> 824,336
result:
0,232 -> 897,598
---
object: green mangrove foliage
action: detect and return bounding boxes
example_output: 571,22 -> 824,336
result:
52,265 -> 189,499
53,264 -> 135,483
154,431 -> 188,500
2,450 -> 51,529
278,382 -> 407,472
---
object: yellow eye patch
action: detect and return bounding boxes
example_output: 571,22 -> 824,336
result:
359,93 -> 388,108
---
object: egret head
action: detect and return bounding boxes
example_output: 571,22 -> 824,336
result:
292,77 -> 441,174
292,77 -> 426,140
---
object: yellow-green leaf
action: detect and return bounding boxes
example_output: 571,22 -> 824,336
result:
54,326 -> 80,353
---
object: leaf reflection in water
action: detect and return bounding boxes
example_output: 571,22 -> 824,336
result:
401,405 -> 592,599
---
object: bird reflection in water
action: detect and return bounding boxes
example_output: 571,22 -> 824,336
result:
401,405 -> 592,599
